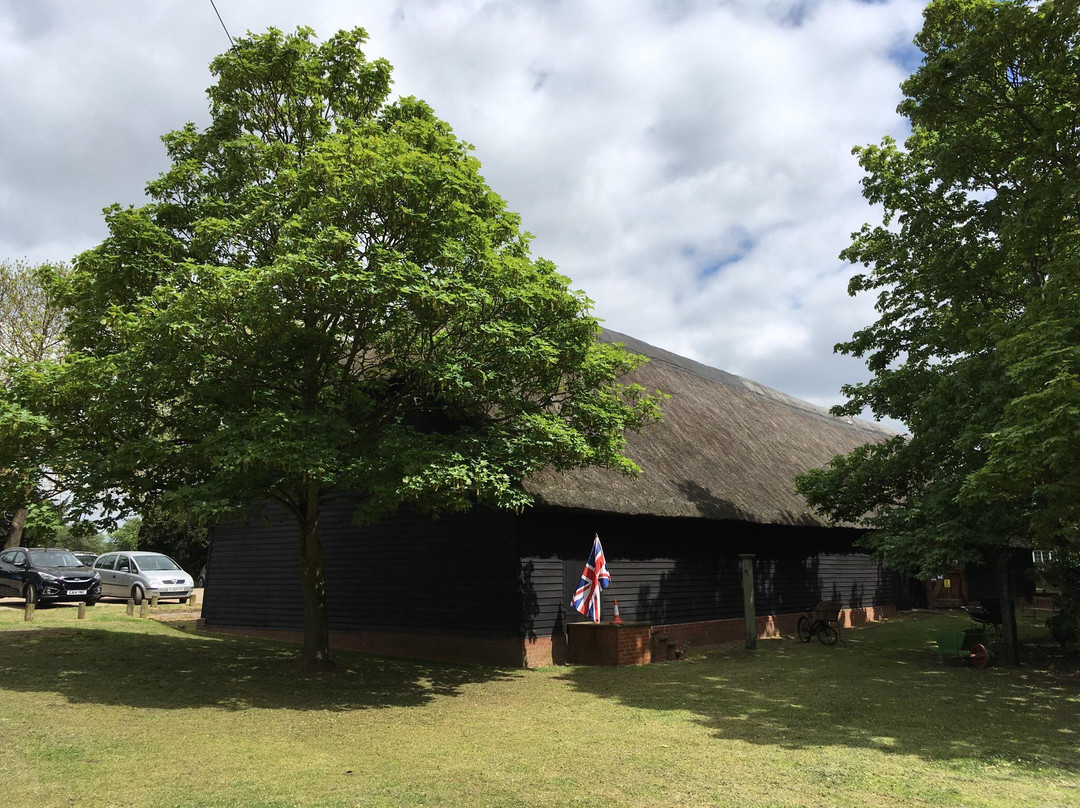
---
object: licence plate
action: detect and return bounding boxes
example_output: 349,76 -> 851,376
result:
67,589 -> 87,596
163,587 -> 185,592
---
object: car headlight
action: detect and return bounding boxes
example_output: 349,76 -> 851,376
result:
38,573 -> 59,582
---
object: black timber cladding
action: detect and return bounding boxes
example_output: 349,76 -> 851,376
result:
204,502 -> 900,642
203,500 -> 523,637
517,507 -> 900,639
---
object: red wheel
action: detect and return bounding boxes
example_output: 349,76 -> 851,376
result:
970,643 -> 989,669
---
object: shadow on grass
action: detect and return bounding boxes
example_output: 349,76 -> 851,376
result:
557,612 -> 1080,772
0,619 -> 513,712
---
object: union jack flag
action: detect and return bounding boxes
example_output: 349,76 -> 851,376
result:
571,534 -> 611,622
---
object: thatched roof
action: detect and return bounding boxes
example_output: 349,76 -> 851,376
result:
524,330 -> 897,527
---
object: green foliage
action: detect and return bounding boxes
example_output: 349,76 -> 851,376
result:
134,505 -> 209,574
49,522 -> 109,554
28,26 -> 660,524
108,518 -> 141,552
796,0 -> 1080,576
0,261 -> 71,538
1041,550 -> 1080,650
0,259 -> 68,368
4,27 -> 661,664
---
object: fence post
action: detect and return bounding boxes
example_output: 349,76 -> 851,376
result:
126,598 -> 135,616
150,592 -> 159,608
78,602 -> 86,620
189,591 -> 198,608
24,602 -> 34,623
139,601 -> 149,618
739,553 -> 757,650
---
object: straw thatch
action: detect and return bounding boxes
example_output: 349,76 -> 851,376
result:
524,330 -> 897,527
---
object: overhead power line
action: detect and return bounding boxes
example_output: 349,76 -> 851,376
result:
209,0 -> 235,48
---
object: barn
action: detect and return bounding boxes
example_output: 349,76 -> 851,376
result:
200,330 -> 904,666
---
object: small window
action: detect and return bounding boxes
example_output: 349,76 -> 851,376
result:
0,551 -> 13,564
117,556 -> 131,572
96,555 -> 116,570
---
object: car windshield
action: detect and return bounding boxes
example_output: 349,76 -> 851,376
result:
137,555 -> 181,571
29,550 -> 84,568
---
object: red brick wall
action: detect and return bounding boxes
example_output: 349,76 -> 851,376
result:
566,622 -> 652,666
198,605 -> 896,668
652,605 -> 897,660
198,622 -> 528,667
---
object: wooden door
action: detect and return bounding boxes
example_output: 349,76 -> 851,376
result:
927,568 -> 967,608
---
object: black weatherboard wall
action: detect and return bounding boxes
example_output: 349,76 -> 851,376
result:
204,501 -> 901,656
515,508 -> 900,642
203,501 -> 524,640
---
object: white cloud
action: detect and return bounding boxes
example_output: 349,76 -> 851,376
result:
0,0 -> 927,422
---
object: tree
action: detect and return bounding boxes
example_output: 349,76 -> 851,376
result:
10,27 -> 661,670
795,0 -> 1080,665
134,505 -> 209,575
109,518 -> 142,552
0,260 -> 69,548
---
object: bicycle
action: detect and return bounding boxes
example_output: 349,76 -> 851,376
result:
796,601 -> 841,646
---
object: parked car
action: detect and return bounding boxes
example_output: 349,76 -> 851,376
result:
72,551 -> 98,566
92,551 -> 194,604
0,547 -> 102,605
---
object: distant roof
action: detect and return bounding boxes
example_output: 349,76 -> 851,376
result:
524,329 -> 897,527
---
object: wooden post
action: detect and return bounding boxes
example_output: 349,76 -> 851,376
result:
189,591 -> 198,608
24,602 -> 34,623
739,554 -> 757,650
77,602 -> 86,620
997,549 -> 1021,667
126,598 -> 135,616
139,601 -> 149,618
150,592 -> 159,608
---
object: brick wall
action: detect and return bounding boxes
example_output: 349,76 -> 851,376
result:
197,604 -> 896,668
651,605 -> 897,660
198,622 -> 529,667
565,622 -> 652,666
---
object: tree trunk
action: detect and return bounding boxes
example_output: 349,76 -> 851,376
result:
997,548 -> 1021,667
4,507 -> 28,549
298,485 -> 334,672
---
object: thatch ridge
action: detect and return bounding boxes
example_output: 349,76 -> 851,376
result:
523,329 -> 897,527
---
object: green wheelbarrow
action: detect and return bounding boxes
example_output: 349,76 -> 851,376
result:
935,627 -> 990,668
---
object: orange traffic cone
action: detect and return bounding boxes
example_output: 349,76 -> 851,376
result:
612,599 -> 624,624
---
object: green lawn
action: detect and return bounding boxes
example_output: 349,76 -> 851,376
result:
0,602 -> 1077,808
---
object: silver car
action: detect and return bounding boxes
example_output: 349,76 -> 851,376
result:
92,551 -> 194,604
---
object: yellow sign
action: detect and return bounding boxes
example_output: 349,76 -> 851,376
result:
944,579 -> 951,588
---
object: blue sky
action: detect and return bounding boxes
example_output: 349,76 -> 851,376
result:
0,0 -> 926,423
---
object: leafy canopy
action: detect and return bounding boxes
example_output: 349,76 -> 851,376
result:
0,260 -> 72,544
12,26 -> 661,527
796,0 -> 1080,575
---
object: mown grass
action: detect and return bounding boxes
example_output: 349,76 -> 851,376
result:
0,601 -> 1077,807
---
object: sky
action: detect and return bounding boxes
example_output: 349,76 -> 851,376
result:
0,0 -> 927,423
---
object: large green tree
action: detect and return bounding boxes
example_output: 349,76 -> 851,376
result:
0,260 -> 69,548
796,0 -> 1080,664
7,28 -> 661,669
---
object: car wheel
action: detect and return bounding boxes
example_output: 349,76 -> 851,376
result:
131,585 -> 145,605
178,597 -> 188,604
23,584 -> 37,605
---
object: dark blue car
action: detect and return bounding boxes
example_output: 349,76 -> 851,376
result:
0,547 -> 102,605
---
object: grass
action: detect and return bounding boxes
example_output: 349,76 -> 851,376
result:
0,601 -> 1077,808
